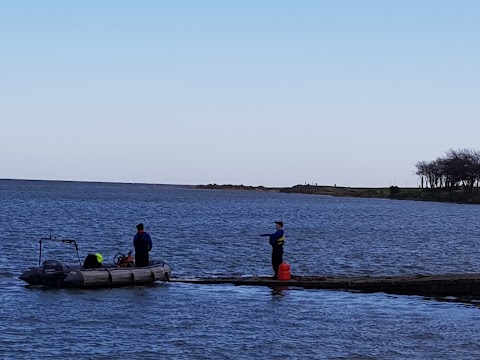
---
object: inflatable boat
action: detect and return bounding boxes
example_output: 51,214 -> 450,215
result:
19,236 -> 172,288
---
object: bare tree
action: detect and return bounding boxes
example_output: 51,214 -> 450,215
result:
415,149 -> 480,192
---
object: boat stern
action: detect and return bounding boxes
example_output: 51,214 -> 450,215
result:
19,267 -> 44,285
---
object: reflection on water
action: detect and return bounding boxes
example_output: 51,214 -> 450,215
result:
424,295 -> 480,308
270,286 -> 289,299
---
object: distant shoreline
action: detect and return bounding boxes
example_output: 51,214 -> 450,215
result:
0,178 -> 194,188
196,184 -> 480,204
2,178 -> 479,204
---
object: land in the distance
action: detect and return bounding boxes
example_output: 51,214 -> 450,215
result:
196,184 -> 480,204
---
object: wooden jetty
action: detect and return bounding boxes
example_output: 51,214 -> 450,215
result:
171,274 -> 480,297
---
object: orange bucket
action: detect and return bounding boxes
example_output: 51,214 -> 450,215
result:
278,262 -> 291,281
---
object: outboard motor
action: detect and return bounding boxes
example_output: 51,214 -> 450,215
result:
42,260 -> 64,286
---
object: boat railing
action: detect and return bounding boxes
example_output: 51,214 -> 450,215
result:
38,236 -> 82,267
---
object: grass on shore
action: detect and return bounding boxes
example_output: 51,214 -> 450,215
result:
196,184 -> 480,204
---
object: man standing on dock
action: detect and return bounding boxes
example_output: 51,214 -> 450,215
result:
133,223 -> 153,267
260,221 -> 285,279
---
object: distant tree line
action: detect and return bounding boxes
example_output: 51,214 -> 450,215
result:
415,149 -> 480,193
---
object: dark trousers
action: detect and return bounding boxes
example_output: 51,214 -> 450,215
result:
271,247 -> 284,276
135,253 -> 149,267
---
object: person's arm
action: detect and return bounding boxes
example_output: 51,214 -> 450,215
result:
146,233 -> 153,251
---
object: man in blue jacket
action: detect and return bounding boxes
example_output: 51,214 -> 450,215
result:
133,223 -> 153,267
261,221 -> 285,279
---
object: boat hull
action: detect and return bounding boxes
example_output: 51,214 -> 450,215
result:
64,261 -> 171,288
20,260 -> 171,288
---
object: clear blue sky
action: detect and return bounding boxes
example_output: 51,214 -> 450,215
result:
1,1 -> 479,187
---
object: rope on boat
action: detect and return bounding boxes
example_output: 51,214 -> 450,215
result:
105,268 -> 113,287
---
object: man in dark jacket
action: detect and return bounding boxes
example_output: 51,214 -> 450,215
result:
133,223 -> 153,267
260,221 -> 285,279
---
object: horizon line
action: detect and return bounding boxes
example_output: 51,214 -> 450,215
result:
0,178 -> 419,189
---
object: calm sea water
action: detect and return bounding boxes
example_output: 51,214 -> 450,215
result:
1,179 -> 480,359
